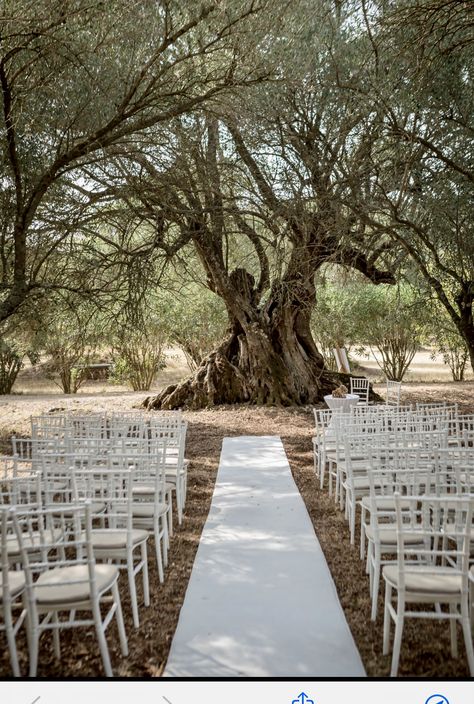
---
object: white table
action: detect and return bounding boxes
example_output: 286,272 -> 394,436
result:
324,393 -> 360,413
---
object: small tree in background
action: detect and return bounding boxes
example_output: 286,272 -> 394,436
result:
0,338 -> 24,394
111,280 -> 170,391
428,304 -> 470,382
113,322 -> 168,392
165,286 -> 227,371
311,283 -> 359,370
312,275 -> 428,381
355,285 -> 428,381
0,310 -> 45,394
42,304 -> 102,394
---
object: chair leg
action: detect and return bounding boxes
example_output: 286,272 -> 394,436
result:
383,581 -> 392,655
4,607 -> 20,677
141,542 -> 150,607
319,450 -> 326,489
167,490 -> 173,538
449,603 -> 458,658
390,597 -> 405,676
112,581 -> 128,657
92,600 -> 113,677
350,496 -> 356,545
360,506 -> 367,560
470,581 -> 474,637
371,547 -> 381,621
154,521 -> 165,583
127,553 -> 140,628
177,476 -> 184,525
461,598 -> 474,676
52,612 -> 61,659
162,515 -> 169,568
28,614 -> 40,678
339,475 -> 345,511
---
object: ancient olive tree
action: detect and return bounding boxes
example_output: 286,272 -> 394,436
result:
103,4 -> 395,408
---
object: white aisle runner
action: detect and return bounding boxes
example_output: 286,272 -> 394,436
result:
164,436 -> 365,677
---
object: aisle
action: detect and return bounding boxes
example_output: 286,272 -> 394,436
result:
164,436 -> 365,677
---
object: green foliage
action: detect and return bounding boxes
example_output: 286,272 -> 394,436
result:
112,323 -> 167,392
311,281 -> 361,369
354,285 -> 428,381
312,273 -> 428,381
110,284 -> 170,391
164,286 -> 228,370
35,298 -> 103,394
428,304 -> 470,382
0,338 -> 23,394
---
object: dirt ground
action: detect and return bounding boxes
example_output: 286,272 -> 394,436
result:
0,381 -> 473,678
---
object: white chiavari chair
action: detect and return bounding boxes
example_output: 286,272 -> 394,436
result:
11,501 -> 128,677
383,494 -> 474,676
1,507 -> 26,676
72,467 -> 149,629
350,377 -> 370,406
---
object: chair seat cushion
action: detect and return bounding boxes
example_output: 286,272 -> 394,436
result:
6,528 -> 63,556
34,564 -> 117,605
85,529 -> 149,550
130,502 -> 168,518
53,502 -> 105,517
361,496 -> 412,511
165,457 -> 189,468
383,565 -> 462,594
132,485 -> 158,496
0,570 -> 25,600
165,465 -> 188,478
365,526 -> 425,545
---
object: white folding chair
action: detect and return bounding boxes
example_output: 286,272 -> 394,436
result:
350,377 -> 370,406
385,379 -> 402,407
12,501 -> 128,677
382,494 -> 474,676
365,458 -> 434,621
72,467 -> 149,628
109,440 -> 170,582
0,507 -> 27,676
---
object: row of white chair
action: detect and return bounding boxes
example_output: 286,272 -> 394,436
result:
312,401 -> 474,675
1,410 -> 188,676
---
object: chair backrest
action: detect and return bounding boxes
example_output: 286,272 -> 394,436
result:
452,414 -> 474,446
0,455 -> 19,480
394,494 -> 473,591
1,507 -> 15,614
434,446 -> 474,494
0,471 -> 42,508
11,501 -> 102,605
72,467 -> 133,533
349,377 -> 369,404
108,438 -> 168,500
313,408 -> 334,434
385,379 -> 402,407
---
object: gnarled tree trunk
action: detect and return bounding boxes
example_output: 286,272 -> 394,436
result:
144,318 -> 336,410
144,268 -> 351,409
